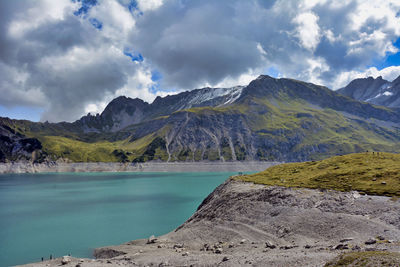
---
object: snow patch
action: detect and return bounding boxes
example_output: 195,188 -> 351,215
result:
382,91 -> 393,96
187,86 -> 243,107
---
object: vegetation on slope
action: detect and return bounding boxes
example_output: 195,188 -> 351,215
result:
240,152 -> 400,197
324,251 -> 400,267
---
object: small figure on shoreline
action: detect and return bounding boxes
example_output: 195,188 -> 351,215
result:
50,254 -> 52,260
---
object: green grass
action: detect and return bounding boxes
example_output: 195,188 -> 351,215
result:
240,152 -> 400,197
324,251 -> 400,266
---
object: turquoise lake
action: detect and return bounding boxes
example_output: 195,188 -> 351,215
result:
0,172 -> 238,267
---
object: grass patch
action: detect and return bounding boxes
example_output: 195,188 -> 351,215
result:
325,251 -> 400,266
240,152 -> 400,197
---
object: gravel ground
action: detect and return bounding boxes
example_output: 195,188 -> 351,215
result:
19,179 -> 400,267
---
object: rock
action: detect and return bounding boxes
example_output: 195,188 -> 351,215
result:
147,235 -> 157,244
304,245 -> 311,249
182,251 -> 189,256
240,239 -> 246,244
222,256 -> 229,262
215,248 -> 223,254
365,239 -> 377,245
280,245 -> 296,250
228,243 -> 234,248
61,256 -> 71,265
381,181 -> 387,185
377,235 -> 385,241
75,265 -> 81,267
265,241 -> 276,249
173,243 -> 184,249
335,244 -> 349,250
352,245 -> 361,251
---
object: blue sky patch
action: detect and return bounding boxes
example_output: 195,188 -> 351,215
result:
151,70 -> 162,82
124,49 -> 144,62
89,18 -> 103,30
265,66 -> 280,77
72,0 -> 98,17
373,37 -> 400,70
0,105 -> 43,122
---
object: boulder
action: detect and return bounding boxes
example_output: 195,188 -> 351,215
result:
61,256 -> 71,265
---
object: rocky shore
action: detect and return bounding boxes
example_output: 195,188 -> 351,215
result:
0,161 -> 279,174
20,178 -> 400,267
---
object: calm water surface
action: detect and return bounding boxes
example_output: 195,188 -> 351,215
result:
0,172 -> 238,267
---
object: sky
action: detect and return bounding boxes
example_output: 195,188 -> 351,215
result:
0,0 -> 400,122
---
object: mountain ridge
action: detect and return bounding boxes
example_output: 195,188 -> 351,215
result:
337,75 -> 400,108
2,75 -> 400,163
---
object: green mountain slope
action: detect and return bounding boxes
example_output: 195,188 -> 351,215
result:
2,75 -> 400,163
240,152 -> 400,197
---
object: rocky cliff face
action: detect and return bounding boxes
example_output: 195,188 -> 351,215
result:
0,119 -> 43,162
3,75 -> 400,163
337,75 -> 400,108
75,86 -> 244,133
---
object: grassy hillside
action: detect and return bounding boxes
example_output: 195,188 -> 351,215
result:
240,152 -> 400,197
324,251 -> 400,267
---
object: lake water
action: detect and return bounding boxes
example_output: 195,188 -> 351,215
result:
0,172 -> 238,267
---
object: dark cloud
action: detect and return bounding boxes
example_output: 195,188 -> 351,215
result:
0,0 -> 399,121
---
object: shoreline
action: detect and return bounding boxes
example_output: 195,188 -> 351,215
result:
19,179 -> 400,266
0,161 -> 280,174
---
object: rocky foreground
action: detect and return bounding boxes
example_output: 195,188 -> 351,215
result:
21,178 -> 400,267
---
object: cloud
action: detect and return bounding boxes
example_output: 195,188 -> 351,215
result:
334,65 -> 400,89
293,12 -> 321,51
0,0 -> 400,122
0,0 -> 162,122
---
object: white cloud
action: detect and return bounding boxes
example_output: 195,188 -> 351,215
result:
293,12 -> 321,51
334,66 -> 400,89
137,0 -> 164,11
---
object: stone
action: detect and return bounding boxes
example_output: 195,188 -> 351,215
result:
182,251 -> 189,256
377,235 -> 385,241
61,256 -> 71,265
365,239 -> 377,245
147,235 -> 157,244
215,248 -> 223,254
173,243 -> 184,249
265,241 -> 276,249
335,244 -> 349,250
222,256 -> 229,262
381,181 -> 387,185
240,239 -> 246,244
304,245 -> 311,249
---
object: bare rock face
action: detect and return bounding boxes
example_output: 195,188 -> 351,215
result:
338,75 -> 400,108
0,122 -> 43,162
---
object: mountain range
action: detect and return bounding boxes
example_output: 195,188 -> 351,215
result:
337,75 -> 400,107
2,75 -> 400,163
